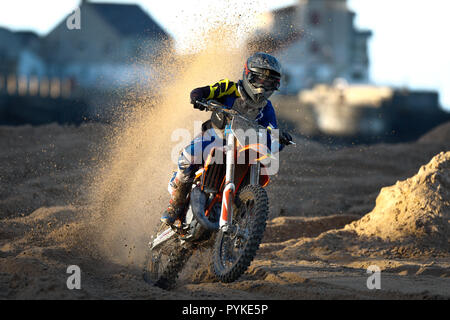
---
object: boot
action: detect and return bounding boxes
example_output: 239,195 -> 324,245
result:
160,177 -> 191,225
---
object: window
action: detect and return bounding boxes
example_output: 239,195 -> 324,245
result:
352,72 -> 363,80
309,11 -> 321,26
310,42 -> 320,54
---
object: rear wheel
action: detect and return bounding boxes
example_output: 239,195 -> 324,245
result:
143,221 -> 193,290
212,184 -> 269,283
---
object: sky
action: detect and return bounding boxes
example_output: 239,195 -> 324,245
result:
0,0 -> 449,110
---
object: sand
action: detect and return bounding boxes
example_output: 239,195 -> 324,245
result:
0,121 -> 449,299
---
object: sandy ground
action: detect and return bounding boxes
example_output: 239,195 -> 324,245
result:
0,121 -> 449,300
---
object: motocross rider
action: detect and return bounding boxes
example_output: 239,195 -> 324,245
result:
161,52 -> 292,225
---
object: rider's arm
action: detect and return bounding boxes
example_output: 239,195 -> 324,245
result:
257,101 -> 278,129
190,86 -> 210,105
190,79 -> 237,105
257,101 -> 286,152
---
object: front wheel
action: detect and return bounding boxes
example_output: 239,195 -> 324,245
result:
212,184 -> 269,283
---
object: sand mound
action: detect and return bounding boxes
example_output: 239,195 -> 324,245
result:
346,151 -> 450,248
263,215 -> 359,243
418,121 -> 450,144
270,152 -> 450,261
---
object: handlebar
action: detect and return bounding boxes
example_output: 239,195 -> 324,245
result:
195,99 -> 296,146
196,99 -> 259,126
195,99 -> 233,115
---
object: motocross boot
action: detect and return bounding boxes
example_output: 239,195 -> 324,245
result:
160,177 -> 191,225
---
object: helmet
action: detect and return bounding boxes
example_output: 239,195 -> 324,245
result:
241,52 -> 282,105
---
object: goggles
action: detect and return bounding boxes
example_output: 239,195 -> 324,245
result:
248,71 -> 281,91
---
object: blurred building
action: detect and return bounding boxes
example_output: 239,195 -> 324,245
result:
42,0 -> 172,90
1,0 -> 172,90
249,0 -> 372,94
0,28 -> 43,75
0,0 -> 172,125
272,82 -> 449,142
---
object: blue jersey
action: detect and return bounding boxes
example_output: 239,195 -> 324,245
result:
191,79 -> 283,152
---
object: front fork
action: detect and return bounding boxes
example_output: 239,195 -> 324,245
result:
220,133 -> 235,231
219,133 -> 261,231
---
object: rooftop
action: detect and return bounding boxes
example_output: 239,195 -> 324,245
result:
83,1 -> 169,39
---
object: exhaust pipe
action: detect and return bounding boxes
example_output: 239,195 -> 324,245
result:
190,186 -> 219,231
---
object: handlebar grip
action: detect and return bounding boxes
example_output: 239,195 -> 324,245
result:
195,99 -> 219,112
193,99 -> 209,111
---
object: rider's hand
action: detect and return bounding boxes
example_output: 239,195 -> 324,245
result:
193,102 -> 206,111
191,96 -> 206,111
279,130 -> 293,146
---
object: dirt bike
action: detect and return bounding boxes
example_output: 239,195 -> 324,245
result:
143,99 -> 294,289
